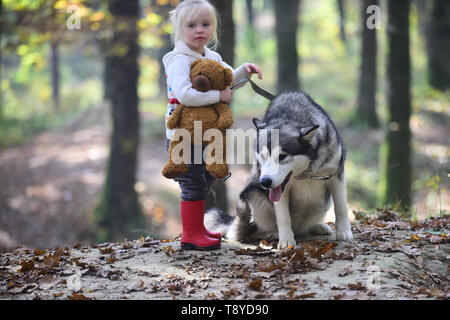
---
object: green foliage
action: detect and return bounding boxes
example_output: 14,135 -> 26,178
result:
1,39 -> 102,147
3,0 -> 48,10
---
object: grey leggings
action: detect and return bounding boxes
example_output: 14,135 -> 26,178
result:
166,139 -> 215,201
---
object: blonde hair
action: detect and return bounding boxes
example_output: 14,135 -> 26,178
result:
169,0 -> 219,50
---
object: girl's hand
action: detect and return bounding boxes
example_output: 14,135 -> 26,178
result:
220,89 -> 232,104
244,63 -> 263,79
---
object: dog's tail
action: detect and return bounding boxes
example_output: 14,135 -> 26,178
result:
204,207 -> 234,237
205,198 -> 255,241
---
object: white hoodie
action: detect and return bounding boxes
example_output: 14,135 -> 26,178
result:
162,41 -> 250,139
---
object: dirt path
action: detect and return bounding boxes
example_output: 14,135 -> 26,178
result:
1,214 -> 448,300
0,106 -> 110,248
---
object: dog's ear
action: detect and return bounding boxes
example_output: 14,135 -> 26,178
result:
252,118 -> 267,129
300,125 -> 319,141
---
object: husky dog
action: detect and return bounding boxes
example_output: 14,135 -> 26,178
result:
205,91 -> 353,249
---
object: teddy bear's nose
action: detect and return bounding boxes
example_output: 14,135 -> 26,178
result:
192,75 -> 212,92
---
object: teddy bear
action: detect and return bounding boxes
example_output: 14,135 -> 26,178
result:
162,59 -> 234,180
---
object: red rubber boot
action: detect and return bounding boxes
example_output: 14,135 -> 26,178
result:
200,200 -> 222,239
180,200 -> 220,250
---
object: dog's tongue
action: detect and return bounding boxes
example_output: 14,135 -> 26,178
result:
269,186 -> 282,202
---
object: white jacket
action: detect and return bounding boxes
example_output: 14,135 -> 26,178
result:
162,41 -> 250,139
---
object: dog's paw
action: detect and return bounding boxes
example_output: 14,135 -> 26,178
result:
335,228 -> 353,241
309,223 -> 332,235
335,219 -> 353,241
277,236 -> 296,249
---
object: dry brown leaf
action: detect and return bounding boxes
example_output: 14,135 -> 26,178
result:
347,281 -> 366,291
68,292 -> 92,300
19,259 -> 35,274
33,249 -> 46,256
234,247 -> 273,256
297,292 -> 316,299
248,277 -> 263,291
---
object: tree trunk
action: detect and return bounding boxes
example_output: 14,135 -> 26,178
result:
426,0 -> 450,91
96,0 -> 144,242
356,0 -> 379,128
151,0 -> 175,98
273,0 -> 300,93
103,56 -> 112,102
337,0 -> 347,44
211,0 -> 235,67
0,0 -> 3,121
246,0 -> 254,27
381,0 -> 412,209
207,0 -> 236,214
50,41 -> 60,111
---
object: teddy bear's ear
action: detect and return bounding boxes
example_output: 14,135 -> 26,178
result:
223,68 -> 233,87
191,59 -> 203,69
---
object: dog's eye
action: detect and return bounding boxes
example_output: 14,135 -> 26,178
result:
279,154 -> 288,162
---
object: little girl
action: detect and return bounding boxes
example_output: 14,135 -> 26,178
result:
162,0 -> 262,250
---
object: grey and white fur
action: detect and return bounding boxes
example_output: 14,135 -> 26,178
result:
205,91 -> 353,249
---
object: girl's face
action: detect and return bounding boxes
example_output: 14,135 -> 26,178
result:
183,10 -> 213,54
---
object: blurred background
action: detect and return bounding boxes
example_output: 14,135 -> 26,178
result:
0,0 -> 448,249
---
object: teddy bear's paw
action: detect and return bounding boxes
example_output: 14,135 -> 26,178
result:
217,119 -> 233,131
166,116 -> 179,129
162,163 -> 188,179
206,164 -> 229,180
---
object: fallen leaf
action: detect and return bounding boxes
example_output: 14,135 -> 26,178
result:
205,292 -> 216,299
403,234 -> 420,243
429,235 -> 447,244
99,247 -> 113,254
333,293 -> 346,300
338,267 -> 353,277
376,209 -> 400,222
331,285 -> 346,290
19,259 -> 35,274
248,277 -> 263,291
68,292 -> 92,300
297,292 -> 316,299
126,279 -> 145,293
163,245 -> 175,256
234,247 -> 273,256
413,286 -> 433,297
33,249 -> 46,256
347,282 -> 366,291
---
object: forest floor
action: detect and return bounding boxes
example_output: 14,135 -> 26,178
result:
0,212 -> 449,300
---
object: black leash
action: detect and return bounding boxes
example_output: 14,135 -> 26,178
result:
230,78 -> 275,101
218,78 -> 274,182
